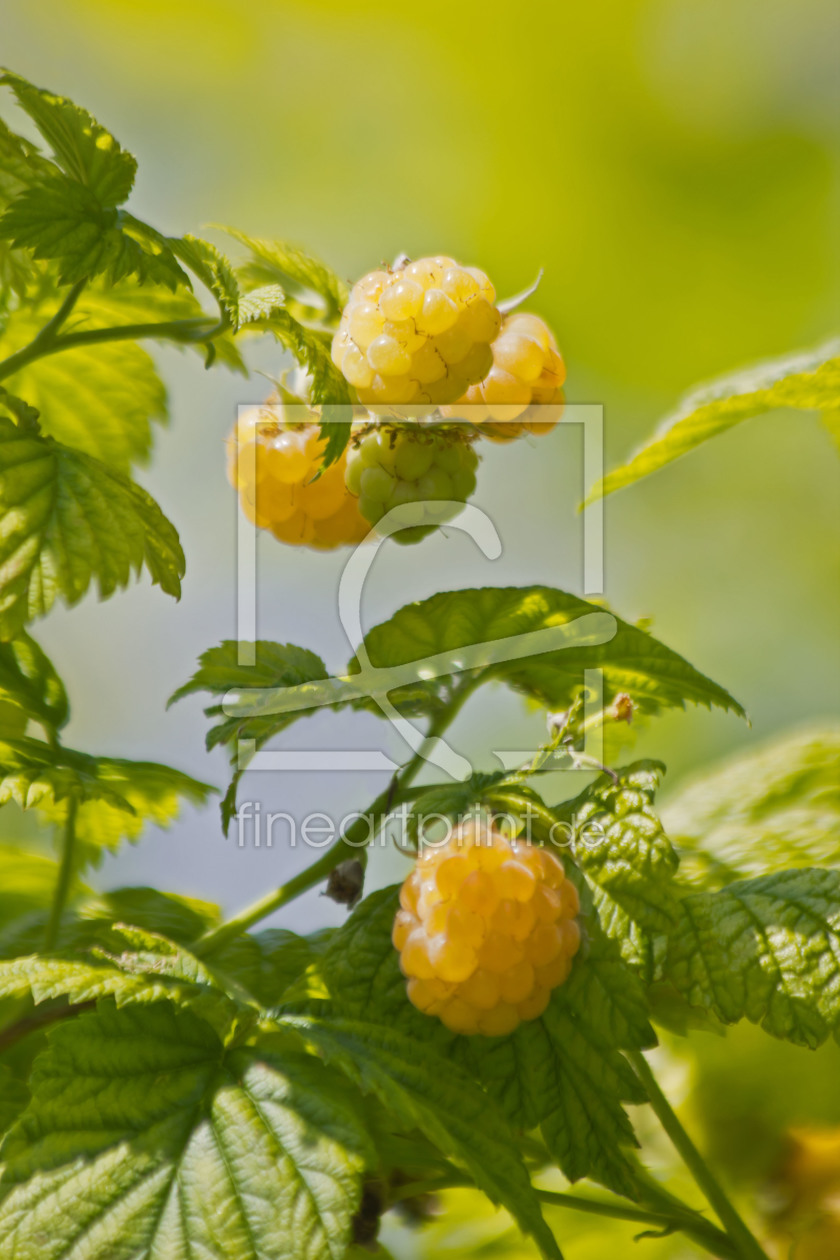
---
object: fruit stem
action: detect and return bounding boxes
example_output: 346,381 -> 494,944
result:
628,1050 -> 769,1260
194,681 -> 477,957
44,797 -> 79,952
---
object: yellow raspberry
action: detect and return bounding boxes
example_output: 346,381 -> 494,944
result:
332,257 -> 502,414
442,311 -> 566,441
227,404 -> 369,550
395,820 -> 581,1036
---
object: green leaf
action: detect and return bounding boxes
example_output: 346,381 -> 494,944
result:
0,118 -> 53,298
0,929 -> 251,1042
220,225 -> 347,320
0,414 -> 185,637
554,762 -> 680,978
0,631 -> 68,735
0,1064 -> 27,1134
351,585 -> 746,722
78,886 -> 221,944
169,233 -> 239,325
0,70 -> 136,205
238,285 -> 352,405
0,842 -> 89,929
0,739 -> 214,867
586,338 -> 840,503
170,639 -> 328,832
664,868 -> 840,1048
0,1001 -> 373,1258
284,1013 -> 563,1260
662,722 -> 840,886
310,886 -> 654,1198
213,927 -> 333,1008
2,306 -> 167,469
0,175 -> 186,288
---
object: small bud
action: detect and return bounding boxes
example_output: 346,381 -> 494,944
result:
325,859 -> 364,908
610,693 -> 635,723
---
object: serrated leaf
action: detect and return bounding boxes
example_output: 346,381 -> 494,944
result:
0,175 -> 186,288
0,1001 -> 373,1259
350,586 -> 745,722
170,640 -> 328,832
213,927 -> 333,1009
0,70 -> 136,205
238,285 -> 352,405
0,631 -> 67,735
310,885 -> 654,1198
283,1013 -> 563,1260
664,868 -> 840,1048
2,306 -> 167,469
0,931 -> 250,1041
0,736 -> 214,867
586,339 -> 840,503
170,233 -> 239,325
77,886 -> 220,942
0,118 -> 54,298
220,225 -> 347,320
553,762 -> 680,977
662,722 -> 840,885
0,415 -> 185,637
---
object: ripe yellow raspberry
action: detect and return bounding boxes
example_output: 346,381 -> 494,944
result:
227,405 -> 369,550
332,257 -> 502,413
443,311 -> 566,441
393,820 -> 581,1036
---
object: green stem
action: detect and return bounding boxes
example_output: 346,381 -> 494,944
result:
44,798 -> 79,952
628,1051 -> 768,1260
0,314 -> 224,383
386,1173 -> 735,1258
195,681 -> 477,958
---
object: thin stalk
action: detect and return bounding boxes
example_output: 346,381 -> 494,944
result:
535,1189 -> 737,1257
628,1051 -> 768,1260
44,798 -> 79,952
0,315 -> 223,383
195,679 -> 478,958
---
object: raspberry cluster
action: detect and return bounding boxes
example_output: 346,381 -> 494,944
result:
344,424 -> 479,545
393,821 -> 581,1036
444,311 -> 566,441
227,406 -> 369,550
331,257 -> 501,411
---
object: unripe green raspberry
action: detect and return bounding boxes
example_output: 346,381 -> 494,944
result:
332,257 -> 502,414
344,424 -> 479,546
393,820 -> 581,1036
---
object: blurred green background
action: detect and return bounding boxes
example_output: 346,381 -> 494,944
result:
2,1 -> 839,1254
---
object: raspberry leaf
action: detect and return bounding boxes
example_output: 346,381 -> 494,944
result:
169,233 -> 239,326
0,930 -> 252,1042
586,338 -> 840,504
0,736 -> 214,868
169,639 -> 329,832
2,307 -> 167,470
283,1013 -> 564,1260
212,927 -> 333,1009
554,762 -> 680,977
0,414 -> 185,637
0,1064 -> 28,1134
0,173 -> 186,288
351,585 -> 746,721
219,225 -> 348,321
0,70 -> 137,205
0,631 -> 68,736
664,868 -> 840,1048
662,722 -> 840,885
238,285 -> 352,403
0,1001 -> 373,1259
